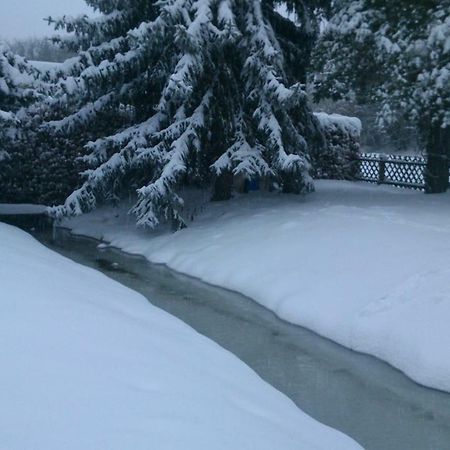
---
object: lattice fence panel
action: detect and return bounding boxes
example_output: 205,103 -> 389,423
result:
358,158 -> 380,182
356,153 -> 427,190
384,159 -> 425,188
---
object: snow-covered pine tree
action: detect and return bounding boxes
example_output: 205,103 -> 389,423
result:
313,0 -> 450,193
38,0 -> 327,228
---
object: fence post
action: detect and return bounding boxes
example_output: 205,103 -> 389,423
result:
378,157 -> 386,185
425,125 -> 449,193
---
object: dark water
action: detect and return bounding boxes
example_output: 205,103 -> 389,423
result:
15,223 -> 450,450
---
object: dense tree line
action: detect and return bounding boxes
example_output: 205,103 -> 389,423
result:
8,38 -> 74,63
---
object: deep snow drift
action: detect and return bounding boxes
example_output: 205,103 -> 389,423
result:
0,223 -> 359,450
64,180 -> 450,393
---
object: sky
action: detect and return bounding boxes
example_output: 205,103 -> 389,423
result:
0,0 -> 92,41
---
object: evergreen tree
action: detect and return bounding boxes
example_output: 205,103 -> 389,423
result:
36,0 -> 327,228
313,0 -> 450,192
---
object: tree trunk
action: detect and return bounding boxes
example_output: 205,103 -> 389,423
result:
211,171 -> 233,201
425,125 -> 449,194
281,172 -> 300,194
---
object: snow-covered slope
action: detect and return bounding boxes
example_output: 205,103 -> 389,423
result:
64,180 -> 450,393
0,223 -> 359,450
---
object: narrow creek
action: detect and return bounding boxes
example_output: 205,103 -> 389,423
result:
20,223 -> 450,449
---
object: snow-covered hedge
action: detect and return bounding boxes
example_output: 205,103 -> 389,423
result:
0,134 -> 82,205
313,112 -> 362,180
0,49 -> 80,205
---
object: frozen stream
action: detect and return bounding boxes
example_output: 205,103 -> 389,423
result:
27,225 -> 450,450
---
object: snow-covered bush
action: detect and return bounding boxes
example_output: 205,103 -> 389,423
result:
312,112 -> 361,179
0,132 -> 83,205
32,0 -> 328,227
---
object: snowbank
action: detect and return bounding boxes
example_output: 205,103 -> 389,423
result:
0,203 -> 47,215
0,222 -> 359,450
64,180 -> 450,393
314,112 -> 362,138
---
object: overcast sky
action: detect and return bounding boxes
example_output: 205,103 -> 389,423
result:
0,0 -> 92,41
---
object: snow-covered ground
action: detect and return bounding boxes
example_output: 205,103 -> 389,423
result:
0,222 -> 359,450
64,180 -> 450,393
0,203 -> 47,215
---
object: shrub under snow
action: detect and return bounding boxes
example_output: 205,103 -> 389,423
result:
313,112 -> 362,180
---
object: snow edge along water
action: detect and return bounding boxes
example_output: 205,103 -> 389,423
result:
0,222 -> 362,450
61,181 -> 450,394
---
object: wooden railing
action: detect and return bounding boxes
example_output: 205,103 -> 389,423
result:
356,153 -> 427,190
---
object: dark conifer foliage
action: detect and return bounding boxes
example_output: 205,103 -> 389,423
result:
0,47 -> 82,204
0,47 -> 39,184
